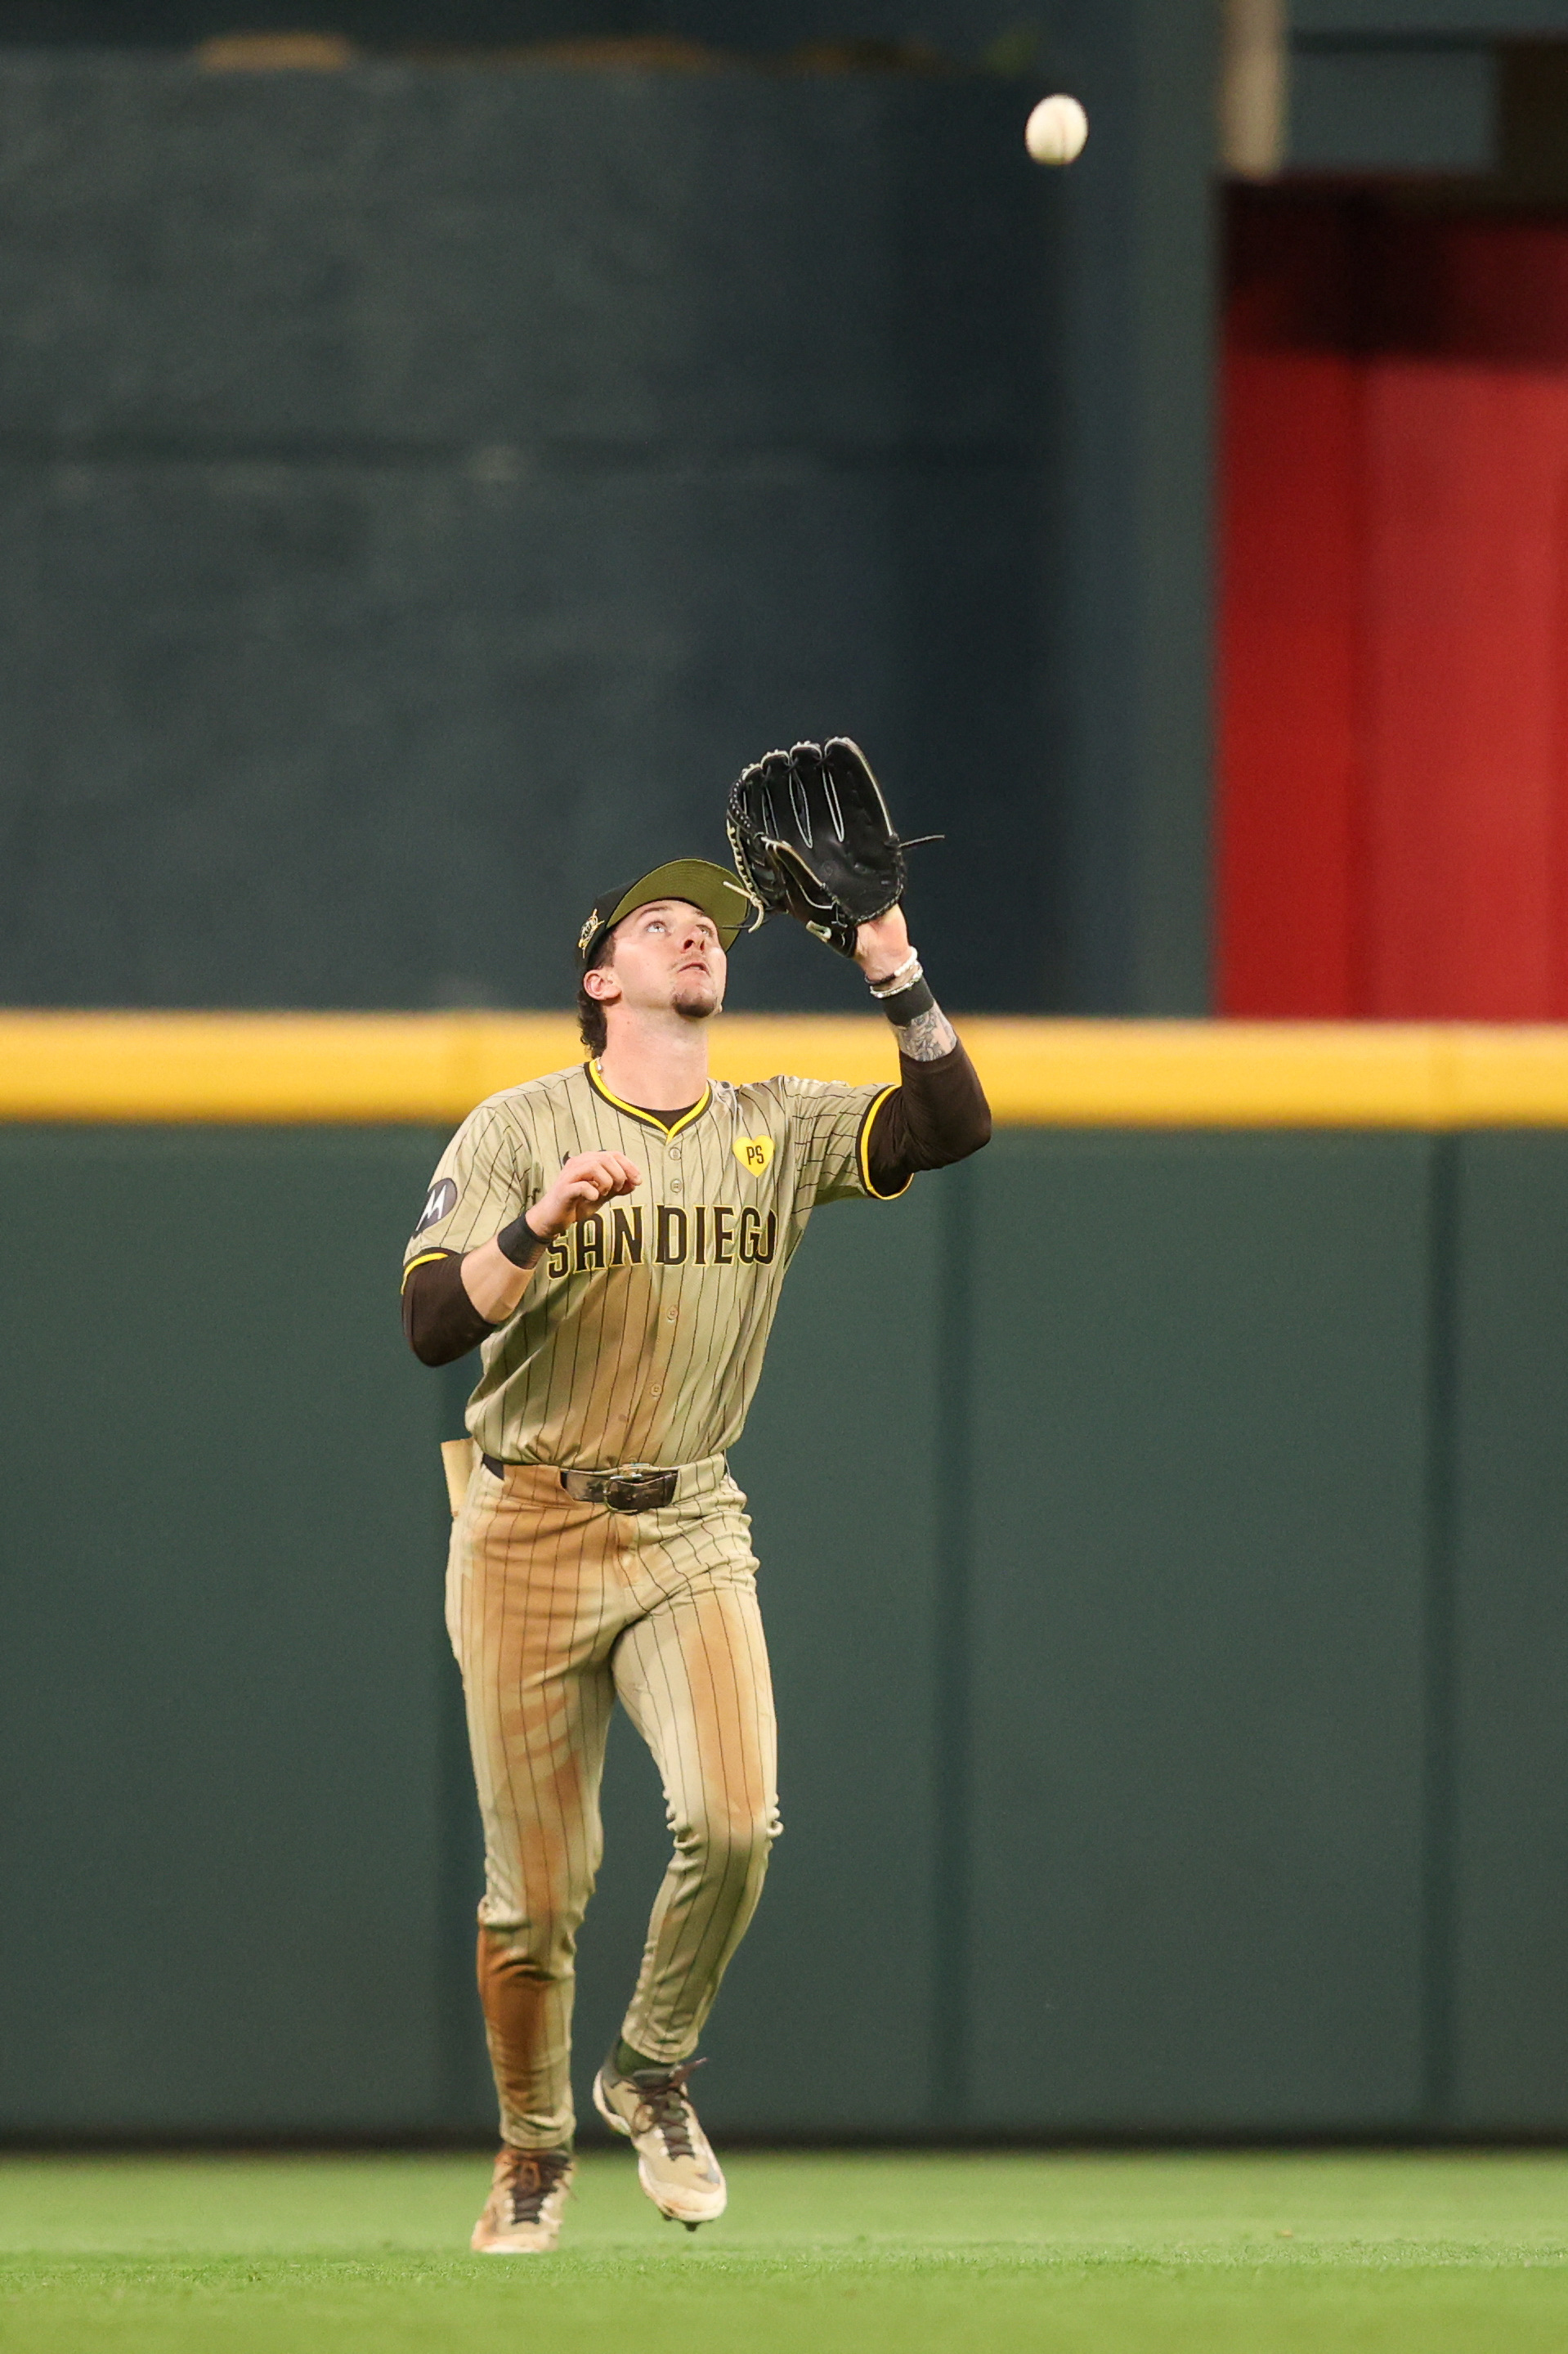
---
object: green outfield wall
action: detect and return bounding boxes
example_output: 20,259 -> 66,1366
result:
3,1116 -> 1566,2140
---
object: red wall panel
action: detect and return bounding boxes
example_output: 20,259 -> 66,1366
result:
1364,368 -> 1568,1019
1218,352 -> 1362,1016
1220,210 -> 1568,1019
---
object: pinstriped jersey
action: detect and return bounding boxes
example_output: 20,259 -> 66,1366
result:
403,1059 -> 907,1468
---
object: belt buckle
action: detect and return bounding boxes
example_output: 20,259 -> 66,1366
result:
606,1463 -> 678,1513
562,1463 -> 679,1513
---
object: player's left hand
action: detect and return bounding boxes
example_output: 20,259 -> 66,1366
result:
853,904 -> 912,984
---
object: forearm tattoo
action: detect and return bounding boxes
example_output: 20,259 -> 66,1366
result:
894,1003 -> 958,1061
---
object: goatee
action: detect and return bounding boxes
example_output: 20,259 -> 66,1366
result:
672,980 -> 720,1024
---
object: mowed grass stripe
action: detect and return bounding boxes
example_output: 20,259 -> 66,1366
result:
7,2259 -> 1568,2354
2,2153 -> 1566,2354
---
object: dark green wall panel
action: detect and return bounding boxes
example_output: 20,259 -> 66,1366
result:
961,1133 -> 1433,2129
1450,1134 -> 1568,2128
0,1125 -> 453,2132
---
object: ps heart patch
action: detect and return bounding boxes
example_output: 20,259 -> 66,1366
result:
733,1137 -> 775,1178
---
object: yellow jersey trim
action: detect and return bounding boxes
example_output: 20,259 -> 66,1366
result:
400,1249 -> 450,1291
858,1083 -> 914,1200
13,1013 -> 1568,1127
585,1060 -> 714,1138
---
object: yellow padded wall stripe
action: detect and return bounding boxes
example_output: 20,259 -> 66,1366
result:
6,1011 -> 1568,1126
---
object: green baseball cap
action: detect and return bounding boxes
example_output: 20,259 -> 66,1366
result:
576,859 -> 755,967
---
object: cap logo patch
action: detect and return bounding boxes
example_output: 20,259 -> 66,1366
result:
733,1137 -> 775,1177
578,909 -> 604,956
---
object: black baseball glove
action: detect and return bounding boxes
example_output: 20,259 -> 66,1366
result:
726,738 -> 927,957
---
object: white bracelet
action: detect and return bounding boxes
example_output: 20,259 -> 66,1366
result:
867,948 -> 922,999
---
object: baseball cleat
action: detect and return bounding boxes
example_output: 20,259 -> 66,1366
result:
469,2146 -> 575,2253
593,2057 -> 727,2228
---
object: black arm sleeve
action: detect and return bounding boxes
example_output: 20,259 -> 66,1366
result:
864,1038 -> 992,1195
401,1249 -> 500,1368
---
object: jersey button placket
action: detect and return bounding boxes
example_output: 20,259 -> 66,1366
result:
645,1132 -> 682,1420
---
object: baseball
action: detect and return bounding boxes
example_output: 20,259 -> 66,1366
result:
1025,92 -> 1089,166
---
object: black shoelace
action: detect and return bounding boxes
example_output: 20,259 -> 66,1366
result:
501,2148 -> 571,2224
628,2059 -> 707,2161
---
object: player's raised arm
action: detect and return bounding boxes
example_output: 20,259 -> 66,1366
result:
850,903 -> 991,1190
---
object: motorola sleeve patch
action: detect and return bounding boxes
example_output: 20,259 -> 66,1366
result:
412,1177 -> 459,1237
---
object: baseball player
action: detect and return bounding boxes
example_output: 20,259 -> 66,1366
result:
401,741 -> 989,2253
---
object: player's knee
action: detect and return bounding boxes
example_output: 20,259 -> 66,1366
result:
683,1800 -> 777,1890
477,1915 -> 578,1981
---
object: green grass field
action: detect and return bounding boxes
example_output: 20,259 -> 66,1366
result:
2,2149 -> 1565,2352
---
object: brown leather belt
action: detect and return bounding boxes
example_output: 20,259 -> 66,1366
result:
482,1454 -> 679,1513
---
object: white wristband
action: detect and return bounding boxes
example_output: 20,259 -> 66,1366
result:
867,948 -> 921,999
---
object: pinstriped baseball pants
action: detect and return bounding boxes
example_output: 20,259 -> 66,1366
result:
447,1455 -> 780,2150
